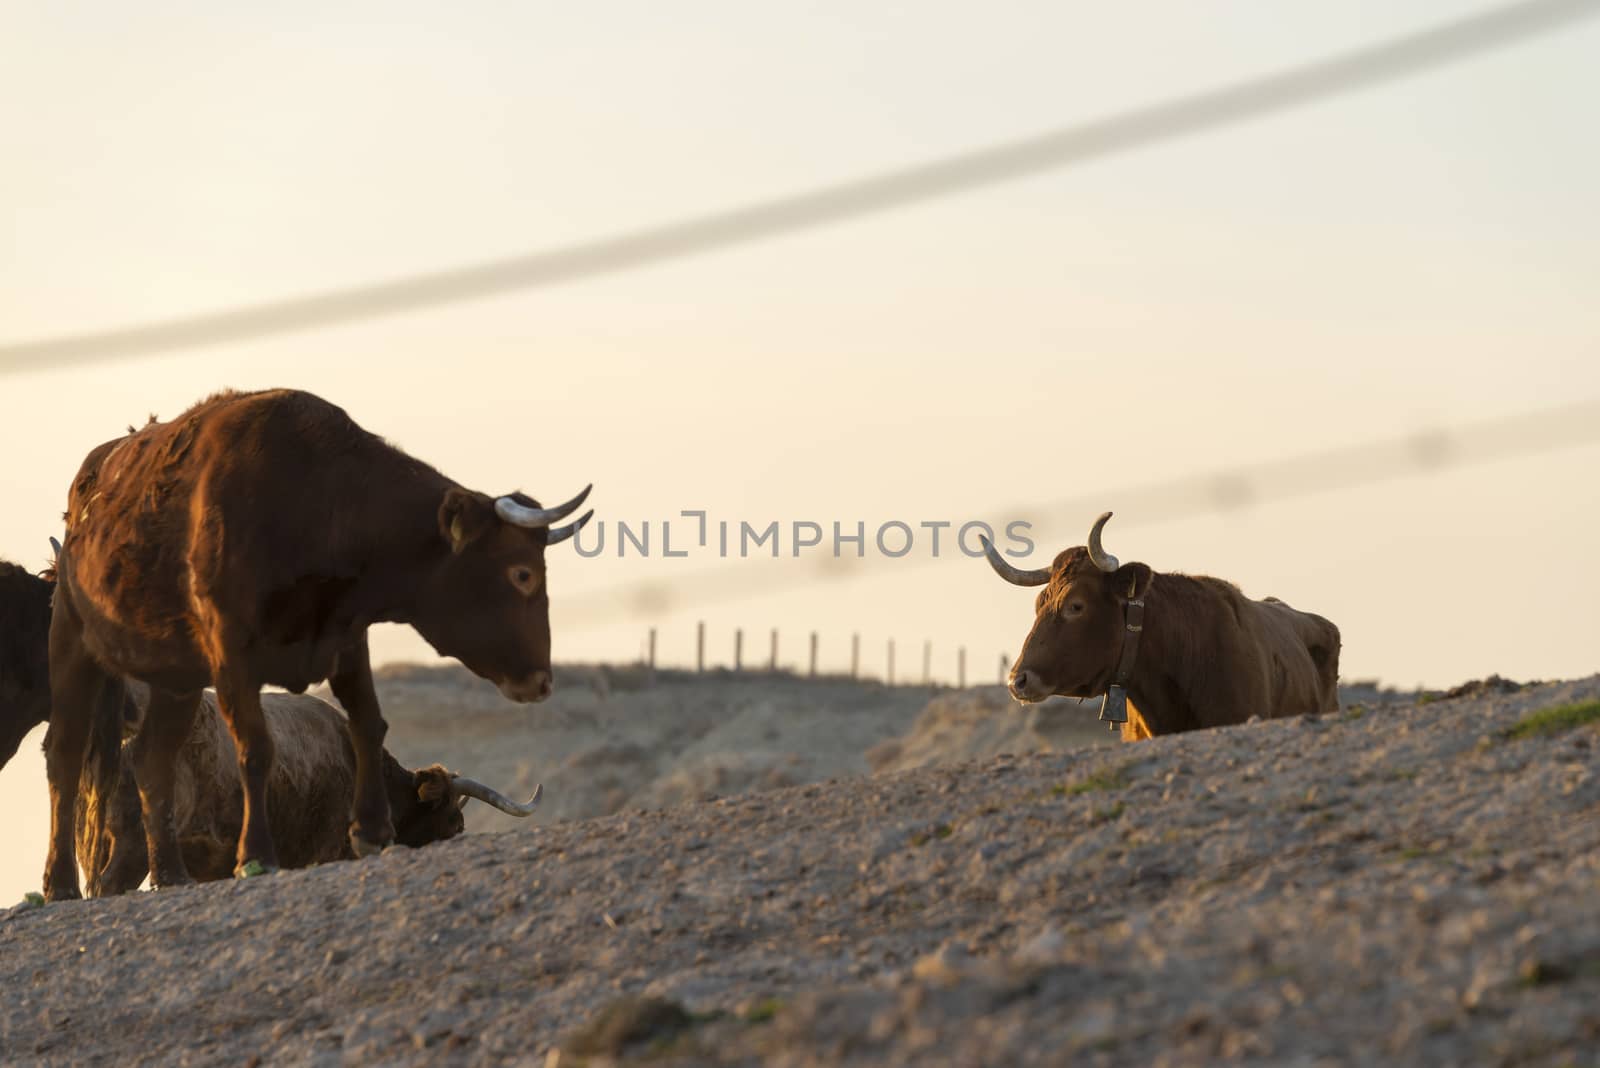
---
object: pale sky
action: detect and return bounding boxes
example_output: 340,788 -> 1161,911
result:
2,1 -> 1597,901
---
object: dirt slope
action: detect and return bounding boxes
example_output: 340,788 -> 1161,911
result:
2,676 -> 1596,1067
362,665 -> 941,831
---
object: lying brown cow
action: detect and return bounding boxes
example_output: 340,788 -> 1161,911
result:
75,686 -> 540,896
982,513 -> 1340,739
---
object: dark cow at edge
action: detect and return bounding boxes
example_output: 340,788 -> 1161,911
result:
76,687 -> 542,896
45,388 -> 593,901
982,513 -> 1340,740
0,559 -> 56,772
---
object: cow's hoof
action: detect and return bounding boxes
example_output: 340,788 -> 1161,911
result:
233,860 -> 278,880
42,880 -> 82,904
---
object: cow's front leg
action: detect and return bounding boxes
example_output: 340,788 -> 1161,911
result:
329,638 -> 394,856
212,675 -> 280,877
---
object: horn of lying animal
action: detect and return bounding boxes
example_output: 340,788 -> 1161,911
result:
49,536 -> 62,558
452,777 -> 543,817
1086,511 -> 1120,573
495,484 -> 592,529
980,535 -> 1051,587
544,509 -> 594,546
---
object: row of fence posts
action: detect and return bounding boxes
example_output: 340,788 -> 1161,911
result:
645,623 -> 1009,688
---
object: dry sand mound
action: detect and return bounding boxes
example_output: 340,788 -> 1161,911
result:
867,687 -> 1115,774
2,675 -> 1596,1066
362,665 -> 934,830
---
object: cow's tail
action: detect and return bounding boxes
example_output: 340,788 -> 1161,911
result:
75,678 -> 139,895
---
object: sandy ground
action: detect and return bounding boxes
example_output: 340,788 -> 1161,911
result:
360,665 -> 1115,834
1,673 -> 1595,1066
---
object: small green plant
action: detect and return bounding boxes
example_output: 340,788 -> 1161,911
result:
909,823 -> 954,847
1504,700 -> 1600,741
1061,764 -> 1133,796
742,998 -> 784,1024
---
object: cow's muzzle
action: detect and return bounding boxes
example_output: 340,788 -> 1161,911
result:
498,670 -> 553,704
1008,668 -> 1050,704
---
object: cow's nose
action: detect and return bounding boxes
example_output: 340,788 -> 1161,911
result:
499,670 -> 553,704
1008,670 -> 1030,699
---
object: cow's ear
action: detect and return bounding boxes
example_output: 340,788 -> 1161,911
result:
438,489 -> 495,554
1113,562 -> 1153,601
415,765 -> 453,806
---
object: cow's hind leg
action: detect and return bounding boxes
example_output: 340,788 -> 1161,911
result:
129,688 -> 203,888
91,765 -> 152,896
212,673 -> 280,876
329,638 -> 395,857
42,600 -> 108,901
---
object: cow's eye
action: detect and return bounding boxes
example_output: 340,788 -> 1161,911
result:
1066,601 -> 1085,615
508,565 -> 539,595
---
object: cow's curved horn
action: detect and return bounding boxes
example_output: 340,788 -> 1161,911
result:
544,509 -> 594,546
453,778 -> 543,817
980,535 -> 1051,587
495,484 -> 592,529
1086,511 -> 1120,573
48,536 -> 62,558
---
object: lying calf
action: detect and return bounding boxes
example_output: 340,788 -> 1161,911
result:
76,686 -> 539,896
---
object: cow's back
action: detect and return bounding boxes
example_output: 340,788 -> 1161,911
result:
60,389 -> 382,683
1250,596 -> 1341,716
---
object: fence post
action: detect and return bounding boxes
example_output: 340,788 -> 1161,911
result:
998,652 -> 1007,684
851,634 -> 860,679
958,647 -> 967,689
887,639 -> 895,686
696,622 -> 705,674
809,632 -> 818,677
734,628 -> 743,672
922,640 -> 931,685
769,628 -> 779,672
647,627 -> 657,670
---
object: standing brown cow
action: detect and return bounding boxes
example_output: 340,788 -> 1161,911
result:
981,513 -> 1340,739
44,389 -> 592,900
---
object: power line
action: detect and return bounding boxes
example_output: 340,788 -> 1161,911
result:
3,0 -> 1595,375
555,395 -> 1600,627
